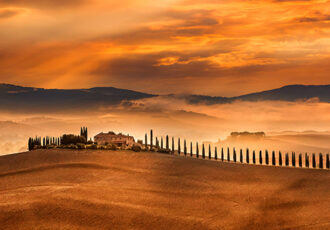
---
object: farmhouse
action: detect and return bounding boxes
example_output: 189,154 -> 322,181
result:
94,131 -> 136,148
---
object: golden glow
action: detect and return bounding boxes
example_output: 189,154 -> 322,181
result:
0,0 -> 329,95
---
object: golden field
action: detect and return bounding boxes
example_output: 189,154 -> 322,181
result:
0,149 -> 329,229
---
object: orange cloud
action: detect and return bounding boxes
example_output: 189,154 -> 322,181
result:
0,0 -> 329,95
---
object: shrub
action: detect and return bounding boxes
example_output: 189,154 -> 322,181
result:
158,149 -> 171,154
132,145 -> 142,152
77,143 -> 86,149
61,134 -> 86,145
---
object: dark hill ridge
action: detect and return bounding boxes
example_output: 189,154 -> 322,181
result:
0,84 -> 155,112
0,84 -> 329,112
180,85 -> 330,104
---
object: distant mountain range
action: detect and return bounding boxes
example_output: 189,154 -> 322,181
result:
178,85 -> 330,104
0,84 -> 155,112
0,84 -> 329,112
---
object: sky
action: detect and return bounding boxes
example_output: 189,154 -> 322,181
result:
0,0 -> 329,96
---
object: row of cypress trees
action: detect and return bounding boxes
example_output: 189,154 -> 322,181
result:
144,130 -> 330,170
28,127 -> 89,150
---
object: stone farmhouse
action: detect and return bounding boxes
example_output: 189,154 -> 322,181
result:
94,131 -> 136,148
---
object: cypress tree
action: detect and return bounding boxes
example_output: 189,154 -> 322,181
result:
150,130 -> 153,149
253,150 -> 256,164
259,150 -> 262,165
156,137 -> 159,149
145,134 -> 148,150
28,137 -> 31,151
285,153 -> 289,166
202,144 -> 205,159
272,151 -> 276,166
240,149 -> 243,163
178,138 -> 181,155
305,153 -> 309,168
161,137 -> 163,149
166,135 -> 169,150
196,142 -> 199,158
299,154 -> 302,167
312,153 -> 316,168
190,142 -> 193,157
43,137 -> 45,146
221,148 -> 224,161
215,147 -> 218,160
208,144 -> 211,159
265,150 -> 269,165
319,153 -> 323,169
279,151 -> 282,166
172,137 -> 175,154
326,154 -> 330,169
246,148 -> 249,164
184,140 -> 187,156
233,148 -> 236,162
292,152 -> 296,167
227,147 -> 230,162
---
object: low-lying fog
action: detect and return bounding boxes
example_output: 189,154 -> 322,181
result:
1,97 -> 330,155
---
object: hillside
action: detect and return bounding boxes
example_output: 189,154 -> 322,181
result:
0,149 -> 329,229
179,85 -> 330,104
0,84 -> 155,112
0,84 -> 329,112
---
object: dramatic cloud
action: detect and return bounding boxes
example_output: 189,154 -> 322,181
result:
0,0 -> 329,95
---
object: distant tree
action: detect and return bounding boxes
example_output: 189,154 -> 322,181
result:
227,147 -> 230,162
178,138 -> 181,155
299,154 -> 302,167
150,130 -> 153,149
272,151 -> 276,166
285,153 -> 289,166
259,150 -> 262,165
61,134 -> 86,145
265,150 -> 269,165
240,149 -> 243,163
166,135 -> 169,150
312,153 -> 316,168
326,154 -> 329,169
246,148 -> 249,164
190,142 -> 193,157
253,150 -> 256,164
319,153 -> 323,169
279,151 -> 282,166
156,137 -> 159,149
221,148 -> 224,161
233,148 -> 236,162
184,140 -> 187,156
215,147 -> 218,160
145,134 -> 148,150
161,137 -> 163,149
80,127 -> 88,142
208,144 -> 211,159
292,152 -> 296,167
172,137 -> 175,153
196,142 -> 199,158
305,153 -> 310,168
202,144 -> 205,159
28,137 -> 41,151
43,137 -> 45,146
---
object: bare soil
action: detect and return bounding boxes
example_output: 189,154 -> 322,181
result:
0,149 -> 329,230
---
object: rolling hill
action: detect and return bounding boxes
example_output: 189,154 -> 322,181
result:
0,84 -> 329,112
